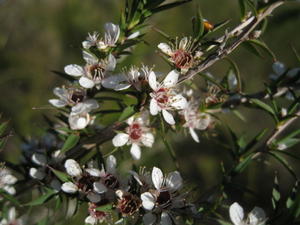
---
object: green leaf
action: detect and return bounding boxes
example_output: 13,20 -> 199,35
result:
60,134 -> 80,154
240,128 -> 268,154
238,0 -> 247,19
118,106 -> 135,122
268,152 -> 297,179
0,121 -> 9,136
250,99 -> 276,117
272,175 -> 281,210
247,39 -> 276,60
50,168 -> 71,182
24,188 -> 57,206
123,94 -> 138,106
151,0 -> 192,14
0,189 -> 20,206
233,152 -> 255,174
96,203 -> 113,212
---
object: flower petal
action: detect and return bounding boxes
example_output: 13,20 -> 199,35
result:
83,51 -> 98,64
112,133 -> 129,147
64,64 -> 84,77
127,31 -> 140,39
160,212 -> 172,225
130,144 -> 141,160
85,168 -> 102,177
229,202 -> 244,225
162,110 -> 175,125
148,71 -> 157,90
158,43 -> 173,56
141,192 -> 156,211
179,37 -> 188,50
49,99 -> 67,108
166,171 -> 182,191
106,54 -> 116,71
272,61 -> 285,75
79,77 -> 95,89
93,182 -> 108,194
163,70 -> 179,88
143,213 -> 156,225
106,155 -> 117,174
85,215 -> 97,225
189,127 -> 200,143
61,182 -> 78,194
141,133 -> 154,147
248,207 -> 266,224
150,99 -> 159,116
64,159 -> 82,177
29,167 -> 46,180
152,167 -> 164,190
87,192 -> 101,203
170,94 -> 187,110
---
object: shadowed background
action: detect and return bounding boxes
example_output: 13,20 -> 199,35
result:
1,0 -> 300,224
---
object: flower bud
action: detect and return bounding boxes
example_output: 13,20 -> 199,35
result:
64,159 -> 82,177
61,182 -> 78,194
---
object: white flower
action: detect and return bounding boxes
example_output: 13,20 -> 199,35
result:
82,32 -> 99,49
61,182 -> 78,194
31,153 -> 47,166
64,52 -> 116,89
29,167 -> 46,180
0,207 -> 24,225
149,70 -> 187,125
0,168 -> 17,196
112,112 -> 154,160
229,202 -> 266,225
180,100 -> 212,143
85,203 -> 108,225
97,23 -> 120,50
158,37 -> 196,73
64,159 -> 83,177
102,65 -> 152,91
68,100 -> 99,130
140,167 -> 184,225
93,155 -> 119,194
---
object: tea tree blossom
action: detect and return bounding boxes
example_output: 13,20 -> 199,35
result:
180,100 -> 212,143
158,37 -> 200,73
61,159 -> 102,203
82,23 -> 120,50
112,113 -> 154,160
64,51 -> 116,89
49,86 -> 98,109
149,70 -> 187,125
85,202 -> 109,225
102,65 -> 153,91
229,202 -> 266,225
68,100 -> 99,130
115,190 -> 142,216
0,168 -> 17,196
140,167 -> 184,225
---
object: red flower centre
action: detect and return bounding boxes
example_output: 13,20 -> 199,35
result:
155,88 -> 169,105
129,123 -> 142,140
171,49 -> 193,69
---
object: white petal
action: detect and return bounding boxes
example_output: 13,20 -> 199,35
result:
106,155 -> 117,174
112,133 -> 129,147
163,70 -> 179,88
158,43 -> 173,56
229,202 -> 244,225
150,99 -> 159,116
87,192 -> 101,203
49,99 -> 67,108
189,128 -> 200,143
143,213 -> 156,225
2,186 -> 16,195
61,182 -> 78,194
85,215 -> 97,225
83,51 -> 98,64
101,75 -> 128,90
2,174 -> 17,185
126,116 -> 134,125
29,167 -> 45,180
148,71 -> 158,90
141,133 -> 154,147
179,37 -> 188,50
64,159 -> 82,177
152,167 -> 164,190
31,153 -> 47,166
69,113 -> 89,130
82,40 -> 93,49
127,31 -> 140,39
79,77 -> 95,89
248,207 -> 266,224
53,87 -> 68,98
50,179 -> 61,191
105,22 -> 120,45
170,94 -> 187,110
141,192 -> 156,210
106,54 -> 116,71
162,110 -> 175,125
93,182 -> 108,194
130,144 -> 141,160
83,99 -> 99,111
8,207 -> 16,221
166,171 -> 182,191
85,168 -> 102,177
64,64 -> 84,77
160,212 -> 172,225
